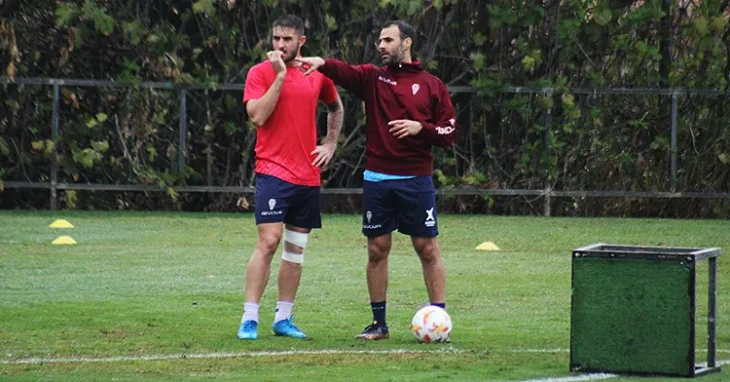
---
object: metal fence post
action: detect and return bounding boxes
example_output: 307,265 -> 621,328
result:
544,90 -> 553,217
50,83 -> 60,210
669,93 -> 678,193
707,256 -> 718,368
178,90 -> 187,175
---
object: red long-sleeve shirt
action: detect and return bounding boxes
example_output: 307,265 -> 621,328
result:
319,59 -> 456,176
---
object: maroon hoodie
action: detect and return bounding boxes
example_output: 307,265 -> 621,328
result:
319,58 -> 456,176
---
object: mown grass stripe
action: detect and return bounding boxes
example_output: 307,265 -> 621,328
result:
0,348 -> 464,365
523,359 -> 730,382
3,348 -> 728,365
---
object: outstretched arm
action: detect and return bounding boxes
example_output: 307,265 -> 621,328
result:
296,56 -> 326,76
297,57 -> 373,99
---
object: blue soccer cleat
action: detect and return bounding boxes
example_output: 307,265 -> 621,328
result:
272,315 -> 308,339
237,320 -> 258,340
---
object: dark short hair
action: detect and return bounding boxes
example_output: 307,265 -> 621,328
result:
272,14 -> 304,36
381,20 -> 416,43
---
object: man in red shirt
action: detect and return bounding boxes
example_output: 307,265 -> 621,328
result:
298,20 -> 456,341
237,14 -> 343,340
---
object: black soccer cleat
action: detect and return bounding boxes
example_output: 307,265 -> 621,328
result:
356,320 -> 389,341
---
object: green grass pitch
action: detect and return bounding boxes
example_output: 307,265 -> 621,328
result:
0,211 -> 728,381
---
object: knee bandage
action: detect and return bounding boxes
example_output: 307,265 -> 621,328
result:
281,229 -> 309,264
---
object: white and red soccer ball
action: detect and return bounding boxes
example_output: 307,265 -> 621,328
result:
411,305 -> 452,343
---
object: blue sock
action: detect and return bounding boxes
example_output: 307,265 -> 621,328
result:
431,302 -> 446,310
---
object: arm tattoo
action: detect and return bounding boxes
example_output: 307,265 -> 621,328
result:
325,96 -> 344,145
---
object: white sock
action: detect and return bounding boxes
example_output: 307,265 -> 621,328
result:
241,302 -> 259,323
274,301 -> 294,323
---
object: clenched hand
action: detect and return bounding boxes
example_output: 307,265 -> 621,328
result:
267,51 -> 286,76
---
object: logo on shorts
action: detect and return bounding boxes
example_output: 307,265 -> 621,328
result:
261,198 -> 283,217
425,207 -> 435,227
363,210 -> 382,230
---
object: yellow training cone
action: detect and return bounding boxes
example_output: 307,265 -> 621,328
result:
476,241 -> 500,251
52,236 -> 77,245
49,219 -> 74,228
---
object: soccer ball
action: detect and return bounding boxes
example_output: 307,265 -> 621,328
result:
411,305 -> 452,343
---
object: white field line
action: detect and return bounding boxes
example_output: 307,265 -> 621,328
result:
0,348 -> 463,365
522,358 -> 730,382
504,348 -> 569,353
501,348 -> 730,354
2,347 -> 728,368
520,373 -> 618,382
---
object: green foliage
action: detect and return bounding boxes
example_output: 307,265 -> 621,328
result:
54,4 -> 77,27
192,0 -> 216,16
31,140 -> 55,157
593,7 -> 612,26
91,141 -> 109,153
81,0 -> 115,35
122,21 -> 145,46
63,190 -> 78,209
55,1 -> 115,35
0,136 -> 9,156
324,14 -> 338,30
471,53 -> 485,71
0,0 -> 728,214
72,148 -> 103,169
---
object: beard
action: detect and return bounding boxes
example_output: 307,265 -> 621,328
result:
380,44 -> 404,65
280,44 -> 300,64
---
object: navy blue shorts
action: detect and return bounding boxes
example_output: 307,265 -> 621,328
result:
254,173 -> 322,229
362,176 -> 438,238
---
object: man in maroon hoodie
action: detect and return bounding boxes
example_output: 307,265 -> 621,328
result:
298,20 -> 456,341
